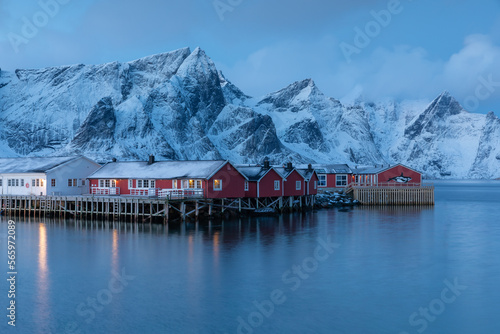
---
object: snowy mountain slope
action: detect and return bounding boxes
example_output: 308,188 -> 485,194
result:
255,79 -> 385,164
1,47 -> 499,178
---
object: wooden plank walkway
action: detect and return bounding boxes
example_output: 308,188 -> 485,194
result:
0,194 -> 316,223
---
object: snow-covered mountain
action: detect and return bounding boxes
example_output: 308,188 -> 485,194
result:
1,47 -> 499,178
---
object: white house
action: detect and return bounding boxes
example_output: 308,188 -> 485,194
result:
0,156 -> 101,196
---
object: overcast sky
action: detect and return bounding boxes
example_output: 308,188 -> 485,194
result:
1,0 -> 500,113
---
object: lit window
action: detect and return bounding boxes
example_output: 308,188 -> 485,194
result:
214,179 -> 222,191
189,179 -> 195,189
296,181 -> 301,190
40,179 -> 44,187
173,180 -> 177,189
244,181 -> 249,191
274,180 -> 280,191
51,179 -> 56,187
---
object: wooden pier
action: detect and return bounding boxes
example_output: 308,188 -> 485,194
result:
0,194 -> 316,223
347,183 -> 435,205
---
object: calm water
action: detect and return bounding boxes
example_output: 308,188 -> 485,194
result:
1,181 -> 500,334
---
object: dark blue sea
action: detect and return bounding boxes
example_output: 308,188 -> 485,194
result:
1,180 -> 499,333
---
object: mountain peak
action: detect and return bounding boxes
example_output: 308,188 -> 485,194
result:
404,91 -> 464,139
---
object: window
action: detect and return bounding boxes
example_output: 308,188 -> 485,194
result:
173,180 -> 178,189
244,181 -> 249,191
40,179 -> 44,187
336,175 -> 348,187
51,179 -> 56,187
274,180 -> 280,191
129,179 -> 133,189
15,179 -> 19,187
182,180 -> 202,189
35,179 -> 40,187
136,180 -> 155,188
68,179 -> 78,187
81,179 -> 85,186
68,179 -> 72,187
8,179 -> 12,187
0,179 -> 2,187
20,179 -> 24,186
314,181 -> 317,189
99,179 -> 116,188
214,179 -> 222,191
296,181 -> 301,190
318,175 -> 327,187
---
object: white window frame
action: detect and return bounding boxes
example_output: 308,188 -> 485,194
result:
51,179 -> 56,187
99,179 -> 116,188
314,181 -> 317,189
336,175 -> 348,187
244,181 -> 249,191
318,174 -> 327,187
128,179 -> 133,189
213,179 -> 222,191
274,180 -> 280,191
296,180 -> 301,190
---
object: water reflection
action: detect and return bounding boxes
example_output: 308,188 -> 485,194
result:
35,223 -> 51,332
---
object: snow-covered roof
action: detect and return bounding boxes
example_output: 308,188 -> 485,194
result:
273,167 -> 300,179
310,164 -> 353,174
236,166 -> 276,181
89,160 -> 228,179
0,156 -> 83,174
296,168 -> 316,181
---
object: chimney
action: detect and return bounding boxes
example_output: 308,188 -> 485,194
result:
148,155 -> 155,165
112,158 -> 117,162
308,164 -> 312,171
263,159 -> 270,169
286,162 -> 293,171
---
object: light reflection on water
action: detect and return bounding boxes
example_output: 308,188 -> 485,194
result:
0,181 -> 499,333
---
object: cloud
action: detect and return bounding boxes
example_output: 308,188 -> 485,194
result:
219,34 -> 500,113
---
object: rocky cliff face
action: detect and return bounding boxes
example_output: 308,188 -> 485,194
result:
1,47 -> 499,178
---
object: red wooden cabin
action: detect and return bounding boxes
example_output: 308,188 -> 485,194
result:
352,164 -> 422,186
274,163 -> 306,197
88,157 -> 247,199
236,163 -> 284,198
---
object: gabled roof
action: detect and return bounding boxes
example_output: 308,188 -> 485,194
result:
273,167 -> 303,179
296,168 -> 318,181
0,156 -> 88,174
352,164 -> 421,175
89,160 -> 230,179
236,165 -> 279,182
